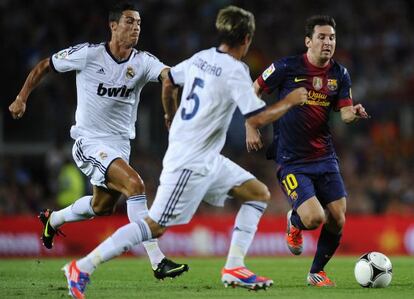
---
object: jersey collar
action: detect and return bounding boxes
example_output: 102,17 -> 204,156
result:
105,42 -> 133,64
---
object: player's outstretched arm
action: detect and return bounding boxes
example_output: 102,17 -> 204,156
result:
9,58 -> 51,119
161,69 -> 179,130
340,103 -> 369,123
247,87 -> 307,129
245,121 -> 263,152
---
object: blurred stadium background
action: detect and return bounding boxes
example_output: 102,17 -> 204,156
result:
0,0 -> 413,257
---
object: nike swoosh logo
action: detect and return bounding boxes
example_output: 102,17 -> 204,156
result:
294,77 -> 307,83
44,218 -> 51,237
166,265 -> 186,274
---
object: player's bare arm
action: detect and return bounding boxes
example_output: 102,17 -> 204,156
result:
247,87 -> 308,129
340,104 -> 369,123
9,58 -> 51,119
245,121 -> 263,152
161,70 -> 179,129
244,79 -> 266,152
253,80 -> 264,98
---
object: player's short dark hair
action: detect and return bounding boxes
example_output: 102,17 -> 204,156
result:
109,1 -> 139,23
216,6 -> 255,48
305,15 -> 336,38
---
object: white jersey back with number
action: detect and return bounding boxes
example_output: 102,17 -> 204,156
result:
164,47 -> 266,174
50,42 -> 166,140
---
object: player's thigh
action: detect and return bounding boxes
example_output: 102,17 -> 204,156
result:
229,179 -> 270,203
314,171 -> 348,208
91,185 -> 122,214
72,137 -> 130,189
277,167 -> 316,211
105,158 -> 144,195
149,169 -> 211,227
203,156 -> 261,206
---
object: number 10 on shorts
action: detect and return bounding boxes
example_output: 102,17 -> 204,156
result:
282,174 -> 298,196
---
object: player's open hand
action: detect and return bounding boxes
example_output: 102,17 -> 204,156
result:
353,103 -> 369,119
287,87 -> 308,106
9,96 -> 27,119
245,121 -> 263,152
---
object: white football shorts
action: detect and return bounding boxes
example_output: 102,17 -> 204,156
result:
149,154 -> 255,226
72,137 -> 130,188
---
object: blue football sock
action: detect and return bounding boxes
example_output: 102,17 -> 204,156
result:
310,225 -> 341,273
290,210 -> 307,230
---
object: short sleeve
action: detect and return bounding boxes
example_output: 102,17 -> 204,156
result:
50,43 -> 89,73
143,51 -> 167,82
256,59 -> 287,94
229,66 -> 266,117
169,59 -> 190,87
335,67 -> 353,110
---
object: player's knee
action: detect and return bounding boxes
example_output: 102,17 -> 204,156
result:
302,212 -> 325,229
253,183 -> 271,203
124,174 -> 145,197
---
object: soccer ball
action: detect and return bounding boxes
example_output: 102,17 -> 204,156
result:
354,252 -> 392,288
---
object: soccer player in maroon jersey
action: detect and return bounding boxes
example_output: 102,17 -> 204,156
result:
250,15 -> 369,286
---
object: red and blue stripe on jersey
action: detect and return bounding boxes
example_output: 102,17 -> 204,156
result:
257,54 -> 353,165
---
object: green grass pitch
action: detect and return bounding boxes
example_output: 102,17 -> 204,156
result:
1,257 -> 413,298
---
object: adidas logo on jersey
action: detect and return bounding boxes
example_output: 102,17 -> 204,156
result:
96,68 -> 105,75
97,83 -> 133,97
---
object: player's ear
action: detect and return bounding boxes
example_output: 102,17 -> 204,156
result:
242,34 -> 251,46
109,21 -> 117,32
305,36 -> 311,48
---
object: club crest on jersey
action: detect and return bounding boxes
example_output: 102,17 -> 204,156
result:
54,50 -> 68,59
262,63 -> 275,80
126,66 -> 135,79
312,76 -> 323,91
327,79 -> 338,91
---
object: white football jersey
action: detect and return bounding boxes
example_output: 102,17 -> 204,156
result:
50,42 -> 166,140
163,47 -> 266,174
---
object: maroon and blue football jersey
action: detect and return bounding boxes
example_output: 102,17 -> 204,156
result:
257,54 -> 353,165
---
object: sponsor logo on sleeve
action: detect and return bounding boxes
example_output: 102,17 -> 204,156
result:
262,63 -> 275,80
54,50 -> 68,59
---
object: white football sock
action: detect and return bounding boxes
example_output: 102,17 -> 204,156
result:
225,201 -> 267,269
77,220 -> 152,274
127,195 -> 165,269
50,196 -> 95,229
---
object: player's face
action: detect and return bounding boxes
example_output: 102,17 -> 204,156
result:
306,25 -> 336,63
112,10 -> 141,47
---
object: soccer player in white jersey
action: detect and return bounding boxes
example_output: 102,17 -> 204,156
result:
8,1 -> 188,283
58,6 -> 307,298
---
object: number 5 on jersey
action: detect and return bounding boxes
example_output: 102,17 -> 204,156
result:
181,77 -> 204,120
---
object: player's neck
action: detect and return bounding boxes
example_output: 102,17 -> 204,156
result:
108,40 -> 133,61
217,44 -> 243,60
306,52 -> 329,68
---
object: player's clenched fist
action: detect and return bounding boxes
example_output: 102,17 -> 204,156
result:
9,96 -> 26,119
286,87 -> 307,106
